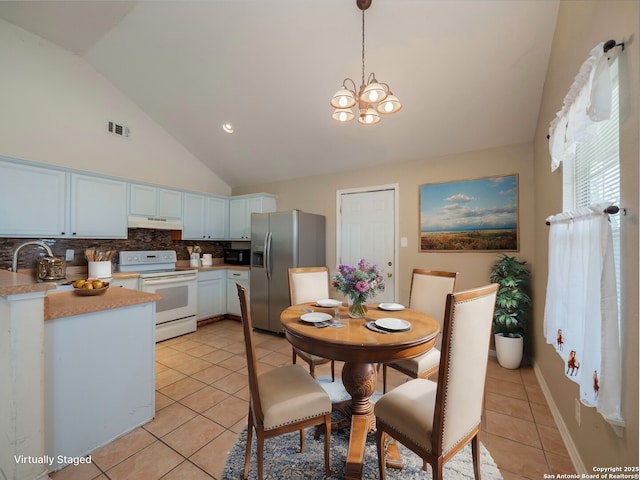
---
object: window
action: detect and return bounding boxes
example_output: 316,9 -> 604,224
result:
562,58 -> 620,306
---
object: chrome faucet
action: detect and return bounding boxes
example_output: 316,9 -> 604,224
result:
11,241 -> 54,272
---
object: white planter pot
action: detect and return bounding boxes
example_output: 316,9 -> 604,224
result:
494,333 -> 523,369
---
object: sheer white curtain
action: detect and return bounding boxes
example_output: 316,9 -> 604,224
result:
548,42 -> 612,172
544,202 -> 624,435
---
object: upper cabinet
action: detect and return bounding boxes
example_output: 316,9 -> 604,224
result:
182,193 -> 228,240
0,160 -> 68,237
0,160 -> 127,239
130,184 -> 182,219
0,157 -> 277,241
69,174 -> 128,238
228,195 -> 277,239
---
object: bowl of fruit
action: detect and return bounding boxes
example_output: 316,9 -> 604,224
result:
72,278 -> 110,296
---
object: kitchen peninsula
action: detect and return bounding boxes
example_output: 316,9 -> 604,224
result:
0,270 -> 160,478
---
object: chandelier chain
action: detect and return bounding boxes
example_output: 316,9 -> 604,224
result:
361,7 -> 365,87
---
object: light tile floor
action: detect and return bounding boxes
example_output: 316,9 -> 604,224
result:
51,319 -> 576,480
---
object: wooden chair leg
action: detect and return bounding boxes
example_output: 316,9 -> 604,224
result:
292,348 -> 297,365
433,458 -> 443,480
330,360 -> 335,382
375,428 -> 387,480
299,428 -> 305,452
309,362 -> 316,378
472,434 -> 481,480
256,430 -> 264,480
324,414 -> 331,476
383,364 -> 388,393
244,412 -> 253,480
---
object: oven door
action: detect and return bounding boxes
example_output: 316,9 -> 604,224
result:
140,273 -> 197,326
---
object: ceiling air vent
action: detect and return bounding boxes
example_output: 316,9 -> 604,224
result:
107,121 -> 130,137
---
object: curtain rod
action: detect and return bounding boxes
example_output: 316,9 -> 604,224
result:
546,205 -> 622,225
603,39 -> 625,52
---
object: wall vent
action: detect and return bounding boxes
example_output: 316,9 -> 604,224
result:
107,121 -> 130,137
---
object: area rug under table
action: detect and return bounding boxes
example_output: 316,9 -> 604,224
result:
222,426 -> 503,480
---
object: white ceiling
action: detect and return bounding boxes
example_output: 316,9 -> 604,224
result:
0,0 -> 559,188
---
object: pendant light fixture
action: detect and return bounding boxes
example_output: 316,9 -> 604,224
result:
330,0 -> 401,125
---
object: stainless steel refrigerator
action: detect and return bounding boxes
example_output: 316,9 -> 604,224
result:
250,210 -> 326,333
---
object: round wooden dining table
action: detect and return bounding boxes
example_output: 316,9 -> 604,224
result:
280,302 -> 440,480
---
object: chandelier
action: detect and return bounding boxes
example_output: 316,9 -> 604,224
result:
330,0 -> 402,125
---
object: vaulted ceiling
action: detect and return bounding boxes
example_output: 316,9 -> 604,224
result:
0,0 -> 559,188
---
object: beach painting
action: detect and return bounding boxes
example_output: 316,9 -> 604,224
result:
419,174 -> 519,252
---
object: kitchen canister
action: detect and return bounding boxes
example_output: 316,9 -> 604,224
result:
88,261 -> 112,280
202,254 -> 213,266
190,252 -> 201,267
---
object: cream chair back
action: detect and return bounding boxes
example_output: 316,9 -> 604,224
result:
409,270 -> 458,348
433,283 -> 498,455
288,267 -> 330,305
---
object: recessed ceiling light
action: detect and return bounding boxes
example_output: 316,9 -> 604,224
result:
222,123 -> 234,134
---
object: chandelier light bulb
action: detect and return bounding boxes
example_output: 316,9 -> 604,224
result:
376,93 -> 402,114
358,107 -> 380,125
332,108 -> 355,122
330,87 -> 357,109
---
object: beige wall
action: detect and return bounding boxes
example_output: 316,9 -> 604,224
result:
0,19 -> 231,196
234,142 -> 535,306
532,0 -> 639,471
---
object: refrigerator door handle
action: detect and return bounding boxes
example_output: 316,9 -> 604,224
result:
265,231 -> 272,281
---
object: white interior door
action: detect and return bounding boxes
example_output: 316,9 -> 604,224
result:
338,186 -> 397,303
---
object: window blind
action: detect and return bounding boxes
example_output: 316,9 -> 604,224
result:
563,58 -> 620,307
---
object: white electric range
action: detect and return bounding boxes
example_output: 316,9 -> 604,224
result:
119,250 -> 198,342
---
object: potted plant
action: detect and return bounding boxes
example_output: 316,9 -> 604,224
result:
489,254 -> 531,369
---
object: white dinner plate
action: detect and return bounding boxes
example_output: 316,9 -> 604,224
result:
375,318 -> 411,332
316,299 -> 342,308
301,312 -> 333,323
378,303 -> 405,311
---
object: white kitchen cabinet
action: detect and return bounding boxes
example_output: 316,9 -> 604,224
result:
226,269 -> 249,316
0,159 -> 68,237
70,174 -> 128,238
130,183 -> 182,219
197,269 -> 227,320
206,196 -> 228,240
183,193 -> 228,240
228,194 -> 277,240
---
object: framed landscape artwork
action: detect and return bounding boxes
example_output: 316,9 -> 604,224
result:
419,174 -> 519,252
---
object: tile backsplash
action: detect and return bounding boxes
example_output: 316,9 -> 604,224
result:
1,229 -> 237,271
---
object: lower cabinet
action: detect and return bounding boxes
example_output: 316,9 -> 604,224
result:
44,302 -> 155,471
197,270 -> 226,320
226,269 -> 249,316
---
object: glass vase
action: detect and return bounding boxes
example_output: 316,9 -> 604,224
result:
347,297 -> 367,319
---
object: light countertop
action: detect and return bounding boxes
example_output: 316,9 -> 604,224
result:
0,269 -> 55,296
45,288 -> 161,321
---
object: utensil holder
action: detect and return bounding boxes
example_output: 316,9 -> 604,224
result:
88,261 -> 111,279
189,253 -> 201,267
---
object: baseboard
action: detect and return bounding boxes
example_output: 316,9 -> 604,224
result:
532,361 -> 586,473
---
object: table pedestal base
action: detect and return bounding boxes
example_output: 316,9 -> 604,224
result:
340,362 -> 403,479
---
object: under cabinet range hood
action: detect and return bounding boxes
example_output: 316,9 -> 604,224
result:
127,216 -> 182,230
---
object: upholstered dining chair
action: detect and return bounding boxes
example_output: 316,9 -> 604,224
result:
374,283 -> 498,480
236,283 -> 332,480
288,267 -> 335,381
381,269 -> 458,393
